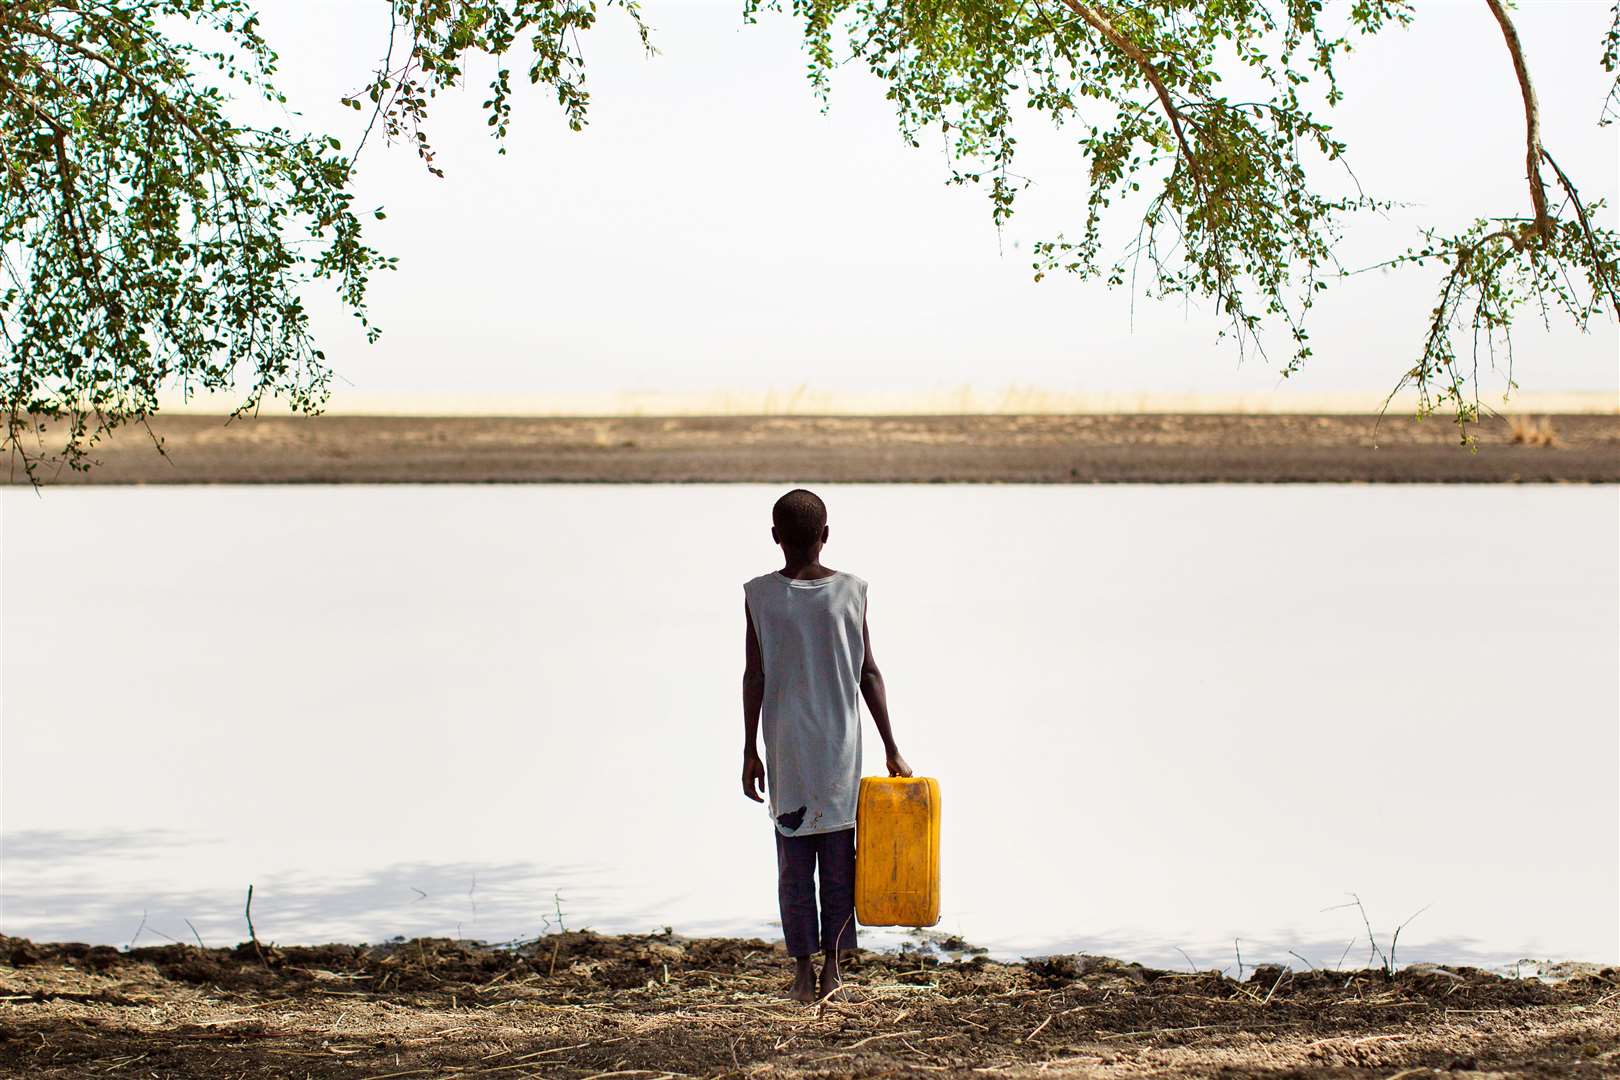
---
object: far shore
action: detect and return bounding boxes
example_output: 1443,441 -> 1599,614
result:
1,931 -> 1615,1078
9,412 -> 1620,485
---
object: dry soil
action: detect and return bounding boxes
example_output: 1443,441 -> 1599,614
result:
9,413 -> 1619,484
2,932 -> 1615,1078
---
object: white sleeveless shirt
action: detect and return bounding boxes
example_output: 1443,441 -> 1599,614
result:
744,570 -> 868,836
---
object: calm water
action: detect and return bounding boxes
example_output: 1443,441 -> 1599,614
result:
3,485 -> 1616,968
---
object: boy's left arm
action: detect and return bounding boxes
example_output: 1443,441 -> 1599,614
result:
741,603 -> 767,801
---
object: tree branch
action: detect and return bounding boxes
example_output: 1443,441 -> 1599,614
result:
1484,0 -> 1551,238
1060,0 -> 1204,187
1540,147 -> 1620,317
1,13 -> 241,164
0,69 -> 111,318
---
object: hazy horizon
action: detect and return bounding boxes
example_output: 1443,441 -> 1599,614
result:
157,386 -> 1619,417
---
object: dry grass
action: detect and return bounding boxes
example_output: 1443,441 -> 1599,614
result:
1508,415 -> 1560,447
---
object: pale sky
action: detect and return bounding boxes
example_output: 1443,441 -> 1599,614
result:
232,0 -> 1618,410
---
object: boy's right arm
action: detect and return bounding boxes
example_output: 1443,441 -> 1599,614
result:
861,614 -> 912,778
742,603 -> 766,802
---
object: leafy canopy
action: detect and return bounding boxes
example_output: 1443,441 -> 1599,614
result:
2,0 -> 1616,476
1,0 -> 386,474
744,0 -> 1617,432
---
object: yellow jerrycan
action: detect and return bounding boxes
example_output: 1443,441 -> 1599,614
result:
854,776 -> 941,927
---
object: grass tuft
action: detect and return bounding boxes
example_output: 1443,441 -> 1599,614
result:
1508,415 -> 1559,447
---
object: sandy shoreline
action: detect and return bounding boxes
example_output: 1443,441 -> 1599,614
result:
2,932 -> 1614,1078
8,413 -> 1619,484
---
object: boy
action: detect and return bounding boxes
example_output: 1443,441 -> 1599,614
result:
741,488 -> 911,1003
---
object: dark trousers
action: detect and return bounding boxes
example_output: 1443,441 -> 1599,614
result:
775,827 -> 858,957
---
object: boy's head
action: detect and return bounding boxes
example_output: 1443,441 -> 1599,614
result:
772,488 -> 828,552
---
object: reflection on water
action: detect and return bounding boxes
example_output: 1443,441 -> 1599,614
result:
3,829 -> 619,948
0,828 -> 1557,972
3,485 -> 1617,966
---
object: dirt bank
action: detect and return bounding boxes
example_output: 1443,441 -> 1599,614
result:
9,413 -> 1619,484
1,932 -> 1614,1078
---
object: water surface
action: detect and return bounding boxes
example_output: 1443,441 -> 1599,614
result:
3,485 -> 1615,967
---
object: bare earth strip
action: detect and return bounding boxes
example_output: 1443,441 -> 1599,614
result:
8,414 -> 1618,484
1,934 -> 1615,1078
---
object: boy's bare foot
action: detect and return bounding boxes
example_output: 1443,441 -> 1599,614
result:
819,953 -> 850,1002
786,958 -> 817,1004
